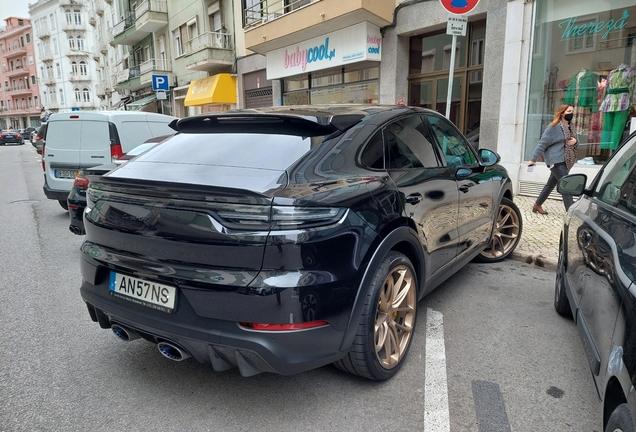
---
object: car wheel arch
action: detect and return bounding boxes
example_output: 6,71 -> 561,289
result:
604,376 -> 628,429
338,225 -> 425,353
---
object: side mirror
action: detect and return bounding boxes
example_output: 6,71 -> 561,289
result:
479,148 -> 501,167
557,174 -> 587,196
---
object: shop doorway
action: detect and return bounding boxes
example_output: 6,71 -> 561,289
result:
408,20 -> 485,148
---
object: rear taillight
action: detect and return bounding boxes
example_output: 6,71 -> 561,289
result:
215,205 -> 346,231
110,143 -> 123,162
41,143 -> 46,171
35,135 -> 42,140
15,133 -> 21,138
239,321 -> 329,331
73,175 -> 89,188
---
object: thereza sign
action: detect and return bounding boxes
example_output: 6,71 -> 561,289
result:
266,22 -> 382,80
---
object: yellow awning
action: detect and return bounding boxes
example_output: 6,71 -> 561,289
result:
184,73 -> 236,106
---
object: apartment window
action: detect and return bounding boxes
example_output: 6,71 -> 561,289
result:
71,61 -> 78,75
143,46 -> 150,62
21,98 -> 26,109
7,100 -> 11,110
82,88 -> 90,102
26,33 -> 30,44
208,2 -> 222,32
79,61 -> 87,75
76,35 -> 84,51
28,97 -> 32,108
31,75 -> 36,85
243,0 -> 262,27
20,36 -> 24,47
65,9 -> 72,25
26,78 -> 30,89
34,96 -> 38,107
68,36 -> 75,50
59,89 -> 64,104
74,88 -> 81,102
50,13 -> 56,30
53,38 -> 58,54
74,10 -> 81,25
56,63 -> 61,78
172,29 -> 182,56
28,54 -> 33,64
187,18 -> 198,40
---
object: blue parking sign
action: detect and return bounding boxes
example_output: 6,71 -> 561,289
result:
152,75 -> 169,91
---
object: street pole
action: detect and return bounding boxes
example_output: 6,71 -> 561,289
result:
445,33 -> 457,120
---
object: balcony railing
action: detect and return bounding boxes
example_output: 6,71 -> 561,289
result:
244,0 -> 314,28
37,27 -> 50,39
40,50 -> 54,62
113,12 -> 135,37
6,46 -> 28,57
69,74 -> 91,82
62,22 -> 87,32
42,76 -> 56,86
60,0 -> 84,6
183,31 -> 232,55
116,65 -> 141,83
136,0 -> 167,16
6,67 -> 30,77
139,58 -> 171,74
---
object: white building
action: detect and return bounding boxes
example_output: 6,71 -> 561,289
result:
28,0 -> 104,113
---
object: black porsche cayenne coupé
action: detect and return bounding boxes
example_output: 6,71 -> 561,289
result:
79,105 -> 522,380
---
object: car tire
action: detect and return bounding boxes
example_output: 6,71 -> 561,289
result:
58,200 -> 69,210
475,197 -> 523,263
605,404 -> 635,432
333,251 -> 418,381
554,240 -> 572,318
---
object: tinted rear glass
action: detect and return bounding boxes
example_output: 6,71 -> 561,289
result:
135,132 -> 327,171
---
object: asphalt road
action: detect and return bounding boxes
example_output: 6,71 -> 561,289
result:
0,143 -> 599,432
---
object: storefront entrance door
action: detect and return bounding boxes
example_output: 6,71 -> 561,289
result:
409,75 -> 464,131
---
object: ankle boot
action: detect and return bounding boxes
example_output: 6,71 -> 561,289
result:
532,203 -> 548,215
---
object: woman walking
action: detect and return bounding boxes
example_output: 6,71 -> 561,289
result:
527,104 -> 578,214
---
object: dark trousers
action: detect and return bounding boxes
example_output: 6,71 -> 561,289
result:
536,162 -> 573,210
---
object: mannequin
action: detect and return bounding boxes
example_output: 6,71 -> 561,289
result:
600,63 -> 635,150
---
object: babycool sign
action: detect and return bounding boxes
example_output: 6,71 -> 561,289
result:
267,22 -> 382,80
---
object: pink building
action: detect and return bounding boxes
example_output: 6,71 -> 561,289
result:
0,17 -> 41,129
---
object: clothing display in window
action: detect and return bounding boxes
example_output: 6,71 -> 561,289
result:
588,77 -> 607,156
563,69 -> 599,135
600,63 -> 635,150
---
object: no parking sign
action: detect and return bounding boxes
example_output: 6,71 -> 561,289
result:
439,0 -> 480,15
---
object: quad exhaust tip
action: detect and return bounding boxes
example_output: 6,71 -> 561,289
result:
111,324 -> 140,342
157,341 -> 191,361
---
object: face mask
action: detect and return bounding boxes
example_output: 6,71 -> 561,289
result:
564,113 -> 573,122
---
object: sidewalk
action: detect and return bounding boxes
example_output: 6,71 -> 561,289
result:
510,195 -> 564,272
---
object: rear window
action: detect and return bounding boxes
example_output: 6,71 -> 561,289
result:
135,132 -> 327,171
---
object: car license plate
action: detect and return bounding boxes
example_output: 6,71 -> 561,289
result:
55,169 -> 79,179
109,272 -> 176,313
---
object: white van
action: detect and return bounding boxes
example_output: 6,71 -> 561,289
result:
42,111 -> 177,208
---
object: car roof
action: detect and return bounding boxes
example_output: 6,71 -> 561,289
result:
172,104 -> 431,135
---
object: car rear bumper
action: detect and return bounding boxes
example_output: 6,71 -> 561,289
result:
43,177 -> 71,201
80,280 -> 348,376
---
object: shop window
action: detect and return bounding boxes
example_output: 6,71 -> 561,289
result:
442,43 -> 461,70
470,39 -> 484,66
420,49 -> 435,74
524,5 -> 636,165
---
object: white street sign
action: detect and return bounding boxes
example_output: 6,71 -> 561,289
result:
446,15 -> 467,36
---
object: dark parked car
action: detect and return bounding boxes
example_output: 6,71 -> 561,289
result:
23,126 -> 36,141
555,130 -> 636,431
32,123 -> 47,154
79,105 -> 522,380
0,129 -> 25,145
68,135 -> 172,235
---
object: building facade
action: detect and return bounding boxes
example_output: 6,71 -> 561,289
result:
28,0 -> 103,115
0,17 -> 41,129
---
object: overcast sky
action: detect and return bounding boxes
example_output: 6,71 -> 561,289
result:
0,1 -> 31,23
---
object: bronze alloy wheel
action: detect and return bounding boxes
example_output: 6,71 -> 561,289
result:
374,264 -> 417,369
479,198 -> 522,262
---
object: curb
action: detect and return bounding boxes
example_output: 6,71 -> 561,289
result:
510,251 -> 558,273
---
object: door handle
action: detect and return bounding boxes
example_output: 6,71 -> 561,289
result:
459,185 -> 470,193
405,193 -> 422,205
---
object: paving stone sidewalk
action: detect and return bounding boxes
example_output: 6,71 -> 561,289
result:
510,195 -> 564,272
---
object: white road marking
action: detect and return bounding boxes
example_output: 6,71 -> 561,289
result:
424,308 -> 450,431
